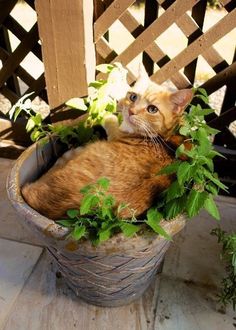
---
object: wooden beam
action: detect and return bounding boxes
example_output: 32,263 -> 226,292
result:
94,0 -> 136,42
35,0 -> 96,109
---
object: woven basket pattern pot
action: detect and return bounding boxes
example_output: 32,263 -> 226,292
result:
7,138 -> 185,307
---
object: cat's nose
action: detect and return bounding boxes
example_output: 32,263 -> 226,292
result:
128,108 -> 136,116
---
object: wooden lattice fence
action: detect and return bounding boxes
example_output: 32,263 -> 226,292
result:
0,0 -> 236,190
0,0 -> 47,106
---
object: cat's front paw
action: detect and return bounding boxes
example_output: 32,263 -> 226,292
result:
102,113 -> 120,140
102,113 -> 119,129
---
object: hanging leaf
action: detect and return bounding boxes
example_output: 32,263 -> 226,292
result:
186,190 -> 208,218
147,207 -> 163,224
145,218 -> 171,240
66,98 -> 87,111
177,161 -> 192,185
164,195 -> 186,219
204,195 -> 220,220
203,169 -> 228,192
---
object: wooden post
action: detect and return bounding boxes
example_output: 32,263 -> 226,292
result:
35,0 -> 96,109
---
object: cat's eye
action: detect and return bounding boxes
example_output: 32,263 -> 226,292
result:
129,93 -> 138,102
147,104 -> 158,114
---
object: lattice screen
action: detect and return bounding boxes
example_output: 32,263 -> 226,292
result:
0,0 -> 236,150
0,0 -> 47,112
94,0 -> 236,114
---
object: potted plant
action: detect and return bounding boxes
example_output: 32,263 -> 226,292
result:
6,63 -> 226,307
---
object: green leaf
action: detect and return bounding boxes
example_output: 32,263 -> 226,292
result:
147,207 -> 163,225
89,80 -> 106,89
176,144 -> 195,159
196,94 -> 209,104
101,206 -> 113,220
179,126 -> 190,136
204,195 -> 220,220
208,150 -> 226,159
57,219 -> 75,227
164,195 -> 186,219
98,224 -> 116,242
103,195 -> 115,207
196,128 -> 212,156
33,113 -> 42,126
80,184 -> 93,194
197,108 -> 214,116
66,98 -> 87,111
26,118 -> 35,132
206,183 -> 219,196
203,169 -> 228,192
97,177 -> 110,190
30,129 -> 44,141
75,121 -> 94,145
13,106 -> 22,121
96,64 -> 114,73
202,157 -> 214,172
186,190 -> 208,218
145,218 -> 171,240
117,202 -> 128,215
98,229 -> 111,242
166,180 -> 185,202
71,225 -> 86,240
157,160 -> 181,175
80,194 -> 99,215
177,161 -> 192,185
205,127 -> 220,135
197,88 -> 208,97
145,208 -> 171,240
67,209 -> 79,219
121,222 -> 140,237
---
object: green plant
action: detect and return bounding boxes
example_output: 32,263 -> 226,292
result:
9,63 -> 128,146
57,177 -> 171,246
211,228 -> 236,310
156,88 -> 227,221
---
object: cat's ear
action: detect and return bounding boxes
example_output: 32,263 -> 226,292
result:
133,63 -> 150,93
170,89 -> 193,113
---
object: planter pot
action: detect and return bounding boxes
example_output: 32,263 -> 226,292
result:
7,138 -> 185,307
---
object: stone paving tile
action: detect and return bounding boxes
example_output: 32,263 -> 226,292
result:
0,158 -> 41,246
155,197 -> 236,329
0,238 -> 42,329
3,251 -> 159,330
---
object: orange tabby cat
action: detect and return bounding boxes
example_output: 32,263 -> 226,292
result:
22,66 -> 193,220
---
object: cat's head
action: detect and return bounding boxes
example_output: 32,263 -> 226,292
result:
118,64 -> 193,139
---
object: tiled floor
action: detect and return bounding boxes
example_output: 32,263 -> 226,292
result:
0,158 -> 235,330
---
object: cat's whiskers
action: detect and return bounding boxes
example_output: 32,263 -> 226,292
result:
135,117 -> 175,154
131,117 -> 163,155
